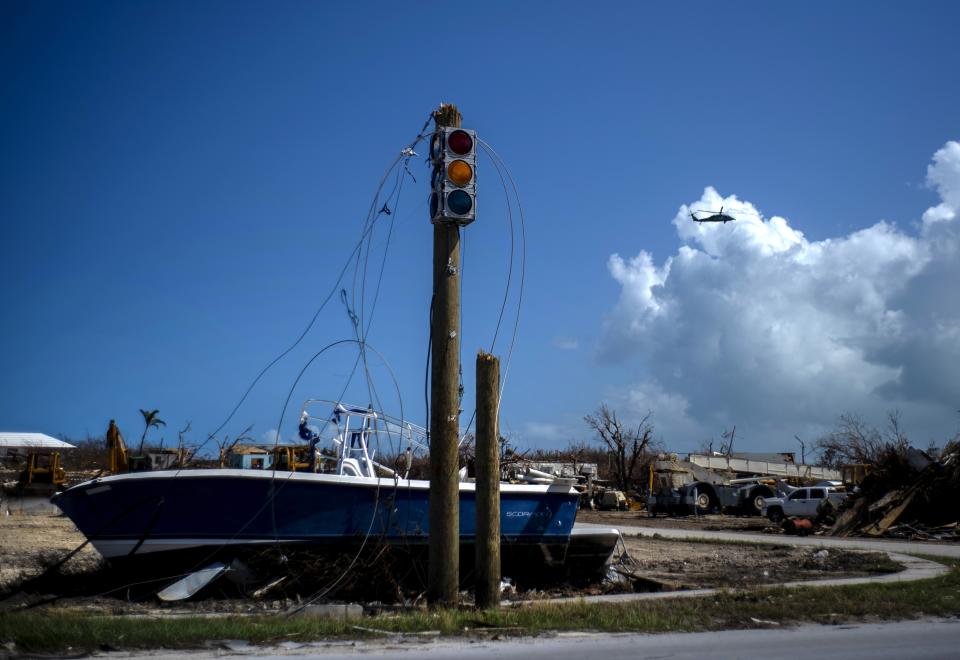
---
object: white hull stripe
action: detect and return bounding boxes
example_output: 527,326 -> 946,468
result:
91,533 -> 572,559
63,468 -> 576,496
93,537 -> 356,558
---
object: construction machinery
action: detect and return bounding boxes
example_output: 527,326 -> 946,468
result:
269,445 -> 314,472
106,419 -> 184,472
106,419 -> 130,473
17,450 -> 67,493
0,432 -> 75,495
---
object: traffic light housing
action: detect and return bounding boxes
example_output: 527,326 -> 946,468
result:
429,127 -> 476,225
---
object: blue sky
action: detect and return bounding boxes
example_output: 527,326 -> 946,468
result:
2,1 -> 959,455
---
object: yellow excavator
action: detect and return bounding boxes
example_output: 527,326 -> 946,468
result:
106,419 -> 158,472
106,419 -> 130,473
105,419 -> 184,472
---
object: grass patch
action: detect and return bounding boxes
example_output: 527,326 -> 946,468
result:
3,559 -> 959,653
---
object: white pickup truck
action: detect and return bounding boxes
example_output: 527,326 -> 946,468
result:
760,486 -> 846,522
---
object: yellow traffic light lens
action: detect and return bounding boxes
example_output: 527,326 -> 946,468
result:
447,160 -> 473,186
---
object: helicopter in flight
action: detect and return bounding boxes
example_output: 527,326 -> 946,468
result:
690,206 -> 736,224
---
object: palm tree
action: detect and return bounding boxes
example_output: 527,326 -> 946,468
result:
138,409 -> 166,454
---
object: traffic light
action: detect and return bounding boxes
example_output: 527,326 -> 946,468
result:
429,127 -> 476,225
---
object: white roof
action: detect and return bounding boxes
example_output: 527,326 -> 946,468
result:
0,433 -> 76,450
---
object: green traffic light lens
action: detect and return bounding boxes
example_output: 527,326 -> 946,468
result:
429,192 -> 439,218
447,190 -> 473,215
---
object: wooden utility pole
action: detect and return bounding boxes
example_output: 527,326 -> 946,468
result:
428,102 -> 462,607
475,350 -> 501,609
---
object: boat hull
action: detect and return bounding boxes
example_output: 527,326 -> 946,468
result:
52,469 -> 579,561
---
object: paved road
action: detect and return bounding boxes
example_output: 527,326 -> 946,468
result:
134,619 -> 960,659
576,521 -> 960,559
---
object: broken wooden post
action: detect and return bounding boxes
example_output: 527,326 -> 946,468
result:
475,350 -> 501,608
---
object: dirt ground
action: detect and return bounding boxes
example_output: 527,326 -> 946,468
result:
616,536 -> 897,590
0,501 -> 900,613
578,508 -> 775,532
0,501 -> 102,589
575,509 -> 900,591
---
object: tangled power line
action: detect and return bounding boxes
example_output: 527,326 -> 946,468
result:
28,113 -> 532,609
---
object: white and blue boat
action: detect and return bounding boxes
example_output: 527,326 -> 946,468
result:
52,401 -> 599,579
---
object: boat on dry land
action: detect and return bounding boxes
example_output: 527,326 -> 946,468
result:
53,401 -> 616,581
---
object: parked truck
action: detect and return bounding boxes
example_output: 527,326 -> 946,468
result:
760,485 -> 847,522
646,455 -> 779,515
647,453 -> 842,517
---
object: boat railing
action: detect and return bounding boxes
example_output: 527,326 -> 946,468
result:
299,399 -> 429,479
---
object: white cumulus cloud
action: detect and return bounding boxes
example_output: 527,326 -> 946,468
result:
599,141 -> 960,448
923,141 -> 960,225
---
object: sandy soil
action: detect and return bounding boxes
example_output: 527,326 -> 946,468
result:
0,501 -> 103,589
616,536 -> 893,590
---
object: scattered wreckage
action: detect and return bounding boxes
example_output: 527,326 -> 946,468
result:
829,443 -> 960,541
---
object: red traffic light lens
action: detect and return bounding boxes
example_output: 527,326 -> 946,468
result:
447,190 -> 473,215
447,130 -> 473,155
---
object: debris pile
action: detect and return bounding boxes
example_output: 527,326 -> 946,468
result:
830,442 -> 960,540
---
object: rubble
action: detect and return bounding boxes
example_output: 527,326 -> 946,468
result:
1,509 -> 900,613
829,442 -> 960,540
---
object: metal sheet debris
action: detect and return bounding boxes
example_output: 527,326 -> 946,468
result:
157,562 -> 228,601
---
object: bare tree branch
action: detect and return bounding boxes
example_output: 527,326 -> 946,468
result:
814,411 -> 911,469
584,404 -> 656,492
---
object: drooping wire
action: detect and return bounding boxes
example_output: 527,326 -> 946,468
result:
359,161 -> 405,337
478,139 -> 527,420
351,154 -> 424,456
354,159 -> 413,455
33,119 -> 434,606
198,124 -> 523,607
262,149 -> 421,571
479,141 -> 517,353
199,125 -> 430,453
263,125 -> 426,602
457,139 -> 526,443
424,293 -> 434,437
215,121 -> 524,601
270,341 -> 407,614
